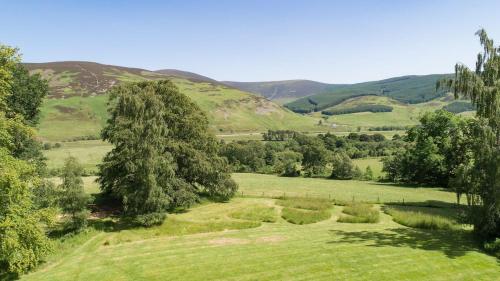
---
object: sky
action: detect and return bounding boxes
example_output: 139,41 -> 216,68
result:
1,0 -> 500,84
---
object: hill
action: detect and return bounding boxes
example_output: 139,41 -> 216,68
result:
285,74 -> 452,113
223,80 -> 337,104
25,62 -> 323,141
155,69 -> 219,84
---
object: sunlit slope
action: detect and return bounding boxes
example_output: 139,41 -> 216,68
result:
27,62 -> 323,141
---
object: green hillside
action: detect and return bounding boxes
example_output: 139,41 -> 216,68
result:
285,74 -> 452,113
317,95 -> 473,130
28,62 -> 324,141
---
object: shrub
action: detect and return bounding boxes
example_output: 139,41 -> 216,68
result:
330,152 -> 355,180
338,203 -> 380,223
385,208 -> 457,230
484,238 -> 500,258
43,142 -> 52,150
134,212 -> 167,227
281,207 -> 331,225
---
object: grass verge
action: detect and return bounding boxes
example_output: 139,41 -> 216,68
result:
338,203 -> 380,223
281,208 -> 331,225
385,207 -> 458,230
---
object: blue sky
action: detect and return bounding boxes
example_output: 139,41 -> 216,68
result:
1,0 -> 499,83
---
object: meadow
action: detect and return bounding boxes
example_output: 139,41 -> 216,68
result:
23,175 -> 499,281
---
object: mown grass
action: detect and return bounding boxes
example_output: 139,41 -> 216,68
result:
385,207 -> 458,230
281,207 -> 331,225
23,196 -> 500,281
229,205 -> 278,223
338,203 -> 380,223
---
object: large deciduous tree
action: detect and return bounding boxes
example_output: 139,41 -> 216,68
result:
0,45 -> 51,276
98,80 -> 237,226
439,29 -> 499,240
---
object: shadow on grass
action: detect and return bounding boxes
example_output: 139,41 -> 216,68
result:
328,227 -> 480,259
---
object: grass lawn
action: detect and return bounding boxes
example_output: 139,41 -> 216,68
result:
23,196 -> 499,281
352,157 -> 384,178
43,140 -> 112,172
233,173 -> 457,204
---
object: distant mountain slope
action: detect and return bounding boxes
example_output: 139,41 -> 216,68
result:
155,69 -> 218,84
25,61 -> 323,141
222,80 -> 338,102
285,74 -> 452,113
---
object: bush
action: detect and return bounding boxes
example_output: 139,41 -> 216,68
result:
484,238 -> 500,257
338,203 -> 380,223
134,212 -> 166,227
54,142 -> 62,148
281,207 -> 331,225
385,208 -> 457,230
43,142 -> 52,150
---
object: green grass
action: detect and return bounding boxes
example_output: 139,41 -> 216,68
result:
338,203 -> 380,223
385,207 -> 459,230
281,207 -> 331,225
23,196 -> 499,281
229,205 -> 278,223
276,197 -> 331,211
234,173 -> 458,204
43,140 -> 112,172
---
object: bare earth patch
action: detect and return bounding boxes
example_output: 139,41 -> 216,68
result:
256,235 -> 286,243
208,238 -> 250,246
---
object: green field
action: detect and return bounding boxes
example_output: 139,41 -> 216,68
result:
23,173 -> 499,281
352,157 -> 384,178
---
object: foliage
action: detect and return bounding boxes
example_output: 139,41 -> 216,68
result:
0,149 -> 52,275
262,130 -> 298,141
330,152 -> 355,180
7,64 -> 49,125
98,80 -> 237,226
385,208 -> 457,230
32,179 -> 59,209
59,156 -> 90,230
438,29 -> 500,240
382,110 -> 468,186
338,203 -> 379,223
273,150 -> 302,177
364,166 -> 374,180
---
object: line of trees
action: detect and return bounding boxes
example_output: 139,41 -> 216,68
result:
322,104 -> 393,116
220,131 -> 393,179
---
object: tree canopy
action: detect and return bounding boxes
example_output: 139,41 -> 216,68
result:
98,80 -> 237,226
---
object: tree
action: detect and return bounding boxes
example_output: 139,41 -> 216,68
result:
364,166 -> 374,181
439,29 -> 500,240
0,149 -> 52,276
98,80 -> 237,226
59,156 -> 89,230
273,150 -> 302,177
330,152 -> 355,180
7,64 -> 49,125
0,45 -> 52,276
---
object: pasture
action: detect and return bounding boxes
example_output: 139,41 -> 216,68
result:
23,189 -> 499,281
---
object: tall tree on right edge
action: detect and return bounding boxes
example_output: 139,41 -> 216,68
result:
439,29 -> 499,240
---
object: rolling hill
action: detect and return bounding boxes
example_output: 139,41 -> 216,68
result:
223,80 -> 338,104
25,62 -> 324,141
284,74 -> 453,113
